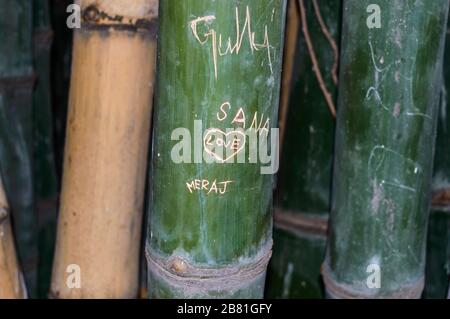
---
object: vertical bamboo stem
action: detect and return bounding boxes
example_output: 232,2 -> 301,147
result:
51,0 -> 74,179
278,0 -> 299,152
33,0 -> 59,298
424,11 -> 450,299
0,174 -> 26,299
323,0 -> 449,298
147,0 -> 286,298
0,0 -> 37,297
50,0 -> 158,298
267,0 -> 341,298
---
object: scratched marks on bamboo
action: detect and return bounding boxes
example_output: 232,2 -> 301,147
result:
365,39 -> 431,120
363,19 -> 434,213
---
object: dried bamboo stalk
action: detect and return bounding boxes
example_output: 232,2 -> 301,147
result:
278,0 -> 300,151
0,175 -> 26,299
0,0 -> 37,297
50,0 -> 158,298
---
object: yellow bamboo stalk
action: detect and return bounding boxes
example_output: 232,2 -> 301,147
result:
0,175 -> 26,299
278,0 -> 300,152
50,0 -> 158,298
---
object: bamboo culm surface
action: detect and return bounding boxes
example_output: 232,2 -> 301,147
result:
424,10 -> 450,299
51,0 -> 73,179
0,174 -> 26,299
147,0 -> 286,298
50,0 -> 158,298
33,0 -> 59,298
267,0 -> 341,299
0,0 -> 37,297
323,0 -> 449,298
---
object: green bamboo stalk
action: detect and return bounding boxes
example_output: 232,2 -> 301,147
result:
0,0 -> 37,298
423,13 -> 450,299
147,0 -> 287,298
33,0 -> 58,299
423,212 -> 450,298
267,229 -> 327,298
266,0 -> 341,299
323,0 -> 449,298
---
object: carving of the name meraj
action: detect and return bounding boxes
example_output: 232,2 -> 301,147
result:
147,1 -> 287,298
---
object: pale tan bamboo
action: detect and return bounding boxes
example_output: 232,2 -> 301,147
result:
0,175 -> 26,299
50,0 -> 158,298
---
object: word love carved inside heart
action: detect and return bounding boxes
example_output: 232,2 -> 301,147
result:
204,128 -> 246,163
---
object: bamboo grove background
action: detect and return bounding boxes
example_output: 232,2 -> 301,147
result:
0,0 -> 449,299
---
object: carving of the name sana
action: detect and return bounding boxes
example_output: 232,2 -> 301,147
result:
189,6 -> 274,80
186,179 -> 234,195
217,102 -> 270,136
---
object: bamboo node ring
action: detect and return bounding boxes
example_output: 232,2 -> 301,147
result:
321,260 -> 425,299
78,1 -> 158,34
145,240 -> 273,296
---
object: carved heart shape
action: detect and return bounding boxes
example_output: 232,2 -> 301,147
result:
203,129 -> 246,163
